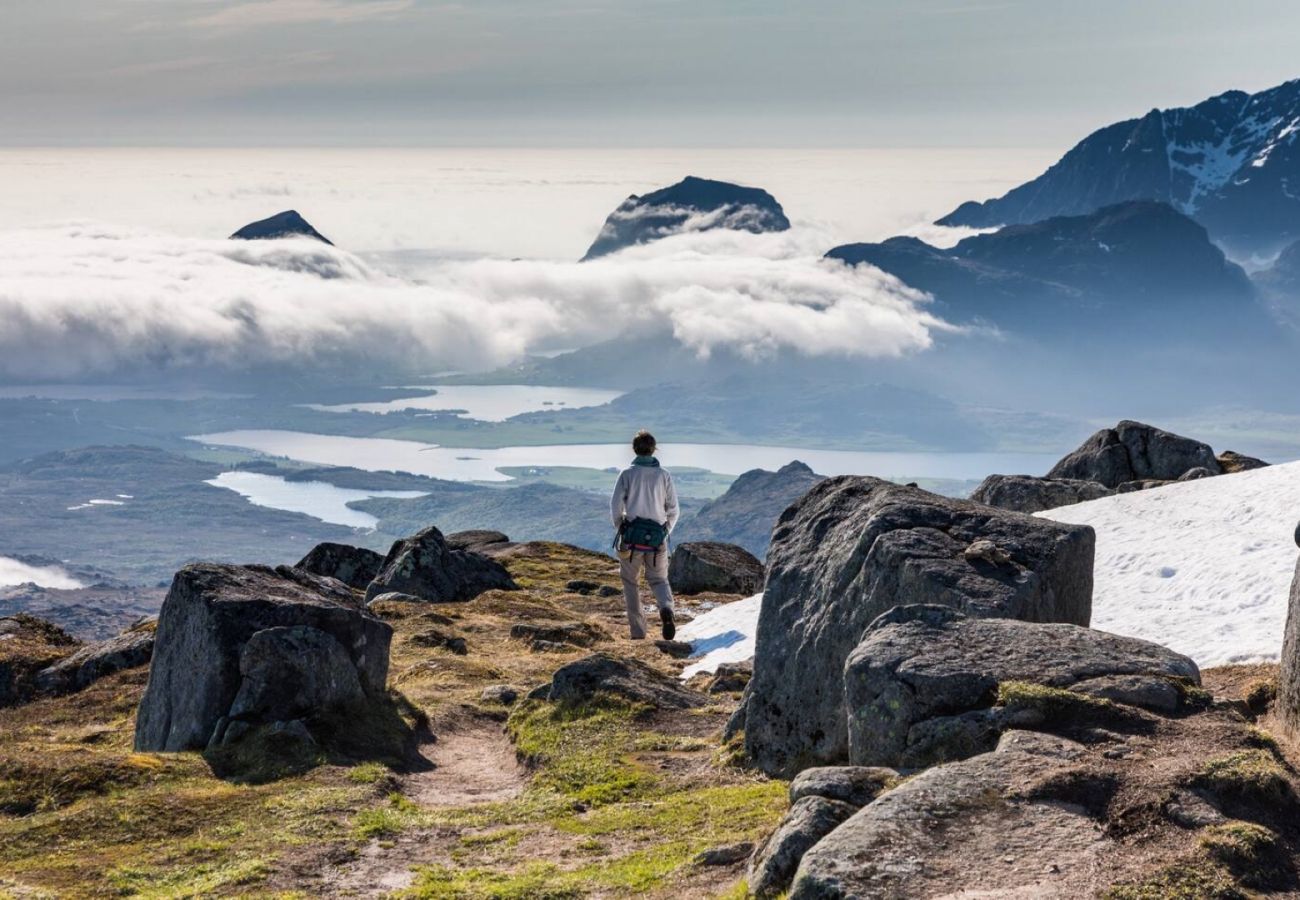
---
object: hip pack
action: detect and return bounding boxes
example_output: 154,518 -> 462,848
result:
621,517 -> 668,550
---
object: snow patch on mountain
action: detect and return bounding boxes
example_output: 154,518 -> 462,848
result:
1038,461 -> 1300,667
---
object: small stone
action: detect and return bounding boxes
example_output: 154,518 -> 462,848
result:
481,684 -> 520,705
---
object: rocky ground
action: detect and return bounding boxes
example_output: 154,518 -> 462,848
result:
3,536 -> 1300,899
0,542 -> 782,899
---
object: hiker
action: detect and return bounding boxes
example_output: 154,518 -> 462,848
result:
610,430 -> 679,641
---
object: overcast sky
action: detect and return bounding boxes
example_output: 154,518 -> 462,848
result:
5,1 -> 1300,146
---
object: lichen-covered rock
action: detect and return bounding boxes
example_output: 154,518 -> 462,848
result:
667,541 -> 764,595
750,796 -> 858,898
742,477 -> 1094,776
1048,420 -> 1221,487
547,653 -> 705,709
365,526 -> 518,603
970,473 -> 1114,513
480,684 -> 520,705
843,605 -> 1200,767
707,660 -> 753,693
135,563 -> 391,752
34,623 -> 154,696
789,731 -> 1103,899
295,542 -> 385,591
788,766 -> 897,808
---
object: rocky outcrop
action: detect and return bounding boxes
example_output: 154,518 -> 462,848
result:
135,563 -> 392,752
788,731 -> 1103,899
34,622 -> 154,696
1049,420 -> 1221,487
672,461 -> 824,559
582,176 -> 790,260
970,473 -> 1113,514
365,526 -> 518,604
295,542 -> 385,591
445,530 -> 513,555
740,477 -> 1094,776
974,421 -> 1266,515
0,615 -> 78,707
1277,530 -> 1300,736
546,653 -> 705,709
844,605 -> 1200,767
667,541 -> 764,595
788,766 -> 897,808
229,210 -> 332,245
1218,450 -> 1270,473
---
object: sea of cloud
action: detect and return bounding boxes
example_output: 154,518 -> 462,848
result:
0,221 -> 953,380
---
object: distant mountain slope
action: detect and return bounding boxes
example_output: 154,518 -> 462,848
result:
0,446 -> 365,585
582,176 -> 790,260
938,78 -> 1300,256
230,210 -> 333,245
829,201 -> 1258,334
673,461 -> 824,559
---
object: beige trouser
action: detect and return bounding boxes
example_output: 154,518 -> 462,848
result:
620,548 -> 674,639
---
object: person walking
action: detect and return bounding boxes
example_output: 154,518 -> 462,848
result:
610,430 -> 679,640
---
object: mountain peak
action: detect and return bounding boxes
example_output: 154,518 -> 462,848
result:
229,210 -> 333,246
936,77 -> 1300,256
581,176 -> 790,260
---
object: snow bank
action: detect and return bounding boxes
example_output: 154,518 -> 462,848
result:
672,462 -> 1300,677
1038,461 -> 1300,667
677,594 -> 762,679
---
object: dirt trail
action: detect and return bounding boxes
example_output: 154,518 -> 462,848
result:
404,719 -> 527,807
318,720 -> 529,897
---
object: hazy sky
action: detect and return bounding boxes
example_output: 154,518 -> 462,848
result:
5,1 -> 1300,146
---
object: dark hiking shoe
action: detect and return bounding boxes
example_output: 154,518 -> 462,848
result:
661,608 -> 676,641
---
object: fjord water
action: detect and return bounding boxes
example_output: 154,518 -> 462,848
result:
308,385 -> 624,420
190,429 -> 1057,484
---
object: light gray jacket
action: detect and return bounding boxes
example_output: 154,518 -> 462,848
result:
610,462 -> 679,533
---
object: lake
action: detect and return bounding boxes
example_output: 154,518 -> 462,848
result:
307,384 -> 623,421
206,471 -> 427,529
190,430 -> 1057,484
0,556 -> 85,590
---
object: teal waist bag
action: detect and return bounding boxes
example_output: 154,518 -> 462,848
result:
621,517 -> 668,550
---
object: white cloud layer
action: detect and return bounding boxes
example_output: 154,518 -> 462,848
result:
0,222 -> 949,380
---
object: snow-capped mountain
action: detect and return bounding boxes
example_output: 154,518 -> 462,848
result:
939,79 -> 1300,257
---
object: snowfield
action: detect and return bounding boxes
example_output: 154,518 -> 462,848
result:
679,461 -> 1300,676
1038,460 -> 1300,667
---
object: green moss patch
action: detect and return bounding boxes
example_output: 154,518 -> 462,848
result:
1192,749 -> 1296,807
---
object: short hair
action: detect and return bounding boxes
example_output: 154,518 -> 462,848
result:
632,430 -> 656,456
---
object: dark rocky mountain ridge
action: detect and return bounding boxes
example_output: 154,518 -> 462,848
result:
937,78 -> 1300,257
828,201 -> 1259,335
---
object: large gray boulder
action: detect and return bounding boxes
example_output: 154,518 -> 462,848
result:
210,625 -> 366,746
789,731 -> 1105,899
667,541 -> 764,595
34,624 -> 154,696
741,477 -> 1094,776
844,605 -> 1200,768
365,526 -> 518,603
1047,420 -> 1221,488
970,473 -> 1114,514
295,542 -> 385,591
135,563 -> 391,752
1277,530 -> 1300,736
445,530 -> 513,554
